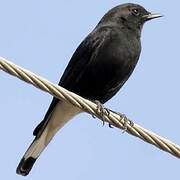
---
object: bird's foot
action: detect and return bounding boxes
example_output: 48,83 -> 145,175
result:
94,100 -> 110,126
118,114 -> 134,133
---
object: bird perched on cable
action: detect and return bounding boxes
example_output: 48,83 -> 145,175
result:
16,3 -> 162,176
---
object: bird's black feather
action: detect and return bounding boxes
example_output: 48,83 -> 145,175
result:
17,3 -> 162,176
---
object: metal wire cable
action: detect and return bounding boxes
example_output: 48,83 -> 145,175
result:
0,57 -> 180,158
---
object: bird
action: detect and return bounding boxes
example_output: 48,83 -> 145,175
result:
16,3 -> 162,176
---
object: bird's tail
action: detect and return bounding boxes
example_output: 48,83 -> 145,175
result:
16,101 -> 81,176
16,126 -> 51,176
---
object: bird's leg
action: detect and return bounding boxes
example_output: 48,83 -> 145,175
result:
94,100 -> 110,126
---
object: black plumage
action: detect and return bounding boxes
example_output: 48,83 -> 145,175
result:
16,3 -> 162,176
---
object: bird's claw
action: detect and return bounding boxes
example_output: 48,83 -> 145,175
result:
118,114 -> 134,133
94,100 -> 110,126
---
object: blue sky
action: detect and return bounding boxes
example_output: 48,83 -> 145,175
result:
1,0 -> 180,179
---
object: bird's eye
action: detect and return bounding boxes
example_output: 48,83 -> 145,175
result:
132,9 -> 140,16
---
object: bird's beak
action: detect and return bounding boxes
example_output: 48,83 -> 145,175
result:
143,13 -> 163,21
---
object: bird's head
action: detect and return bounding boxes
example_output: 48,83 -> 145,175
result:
99,3 -> 162,34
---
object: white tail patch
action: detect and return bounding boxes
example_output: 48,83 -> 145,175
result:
24,101 -> 81,159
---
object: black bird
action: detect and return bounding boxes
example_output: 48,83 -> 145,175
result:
16,3 -> 162,176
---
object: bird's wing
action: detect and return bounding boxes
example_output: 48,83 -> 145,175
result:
33,28 -> 110,137
59,29 -> 110,88
33,97 -> 59,136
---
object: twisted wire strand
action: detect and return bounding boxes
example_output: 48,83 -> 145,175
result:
0,57 -> 180,158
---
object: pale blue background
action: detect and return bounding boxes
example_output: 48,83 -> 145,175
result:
1,0 -> 179,179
